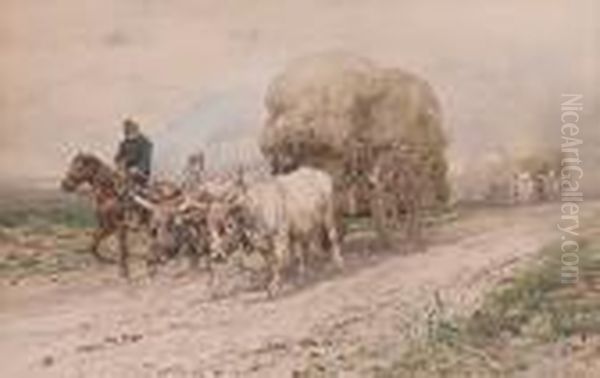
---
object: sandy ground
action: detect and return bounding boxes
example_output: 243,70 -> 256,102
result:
0,203 -> 591,378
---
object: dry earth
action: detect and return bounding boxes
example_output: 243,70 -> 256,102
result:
1,203 -> 593,378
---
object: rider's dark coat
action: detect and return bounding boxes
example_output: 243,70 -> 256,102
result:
115,134 -> 153,179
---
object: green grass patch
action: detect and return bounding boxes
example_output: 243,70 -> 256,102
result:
378,232 -> 600,377
468,239 -> 600,343
0,246 -> 92,279
0,195 -> 95,229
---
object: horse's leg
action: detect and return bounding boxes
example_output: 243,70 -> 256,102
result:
90,227 -> 115,264
187,242 -> 200,271
117,227 -> 130,279
145,236 -> 166,279
145,246 -> 161,278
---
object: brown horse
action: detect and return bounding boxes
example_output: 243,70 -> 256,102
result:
61,152 -> 139,278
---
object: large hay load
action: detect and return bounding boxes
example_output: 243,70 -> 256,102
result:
260,52 -> 449,236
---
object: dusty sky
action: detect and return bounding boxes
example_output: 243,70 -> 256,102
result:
0,0 -> 597,183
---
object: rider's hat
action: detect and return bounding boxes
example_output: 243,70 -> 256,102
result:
123,118 -> 140,133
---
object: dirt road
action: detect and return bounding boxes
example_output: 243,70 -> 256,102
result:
0,203 -> 586,378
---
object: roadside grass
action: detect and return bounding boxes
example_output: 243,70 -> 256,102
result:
0,245 -> 92,278
0,187 -> 96,279
0,195 -> 95,230
377,229 -> 600,377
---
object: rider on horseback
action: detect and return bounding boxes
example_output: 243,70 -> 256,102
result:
115,118 -> 153,225
115,118 -> 153,190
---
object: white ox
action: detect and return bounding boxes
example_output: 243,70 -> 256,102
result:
510,170 -> 561,205
511,172 -> 536,204
208,167 -> 344,297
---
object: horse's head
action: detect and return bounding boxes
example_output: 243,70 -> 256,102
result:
61,152 -> 100,192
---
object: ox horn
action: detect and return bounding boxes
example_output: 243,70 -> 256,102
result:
177,195 -> 209,212
132,194 -> 158,212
